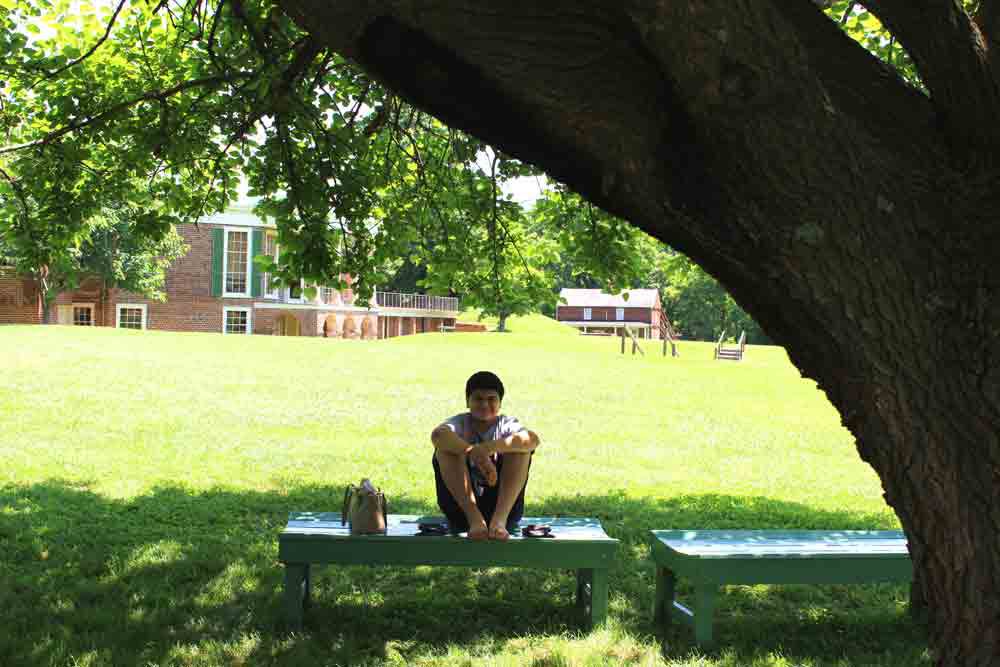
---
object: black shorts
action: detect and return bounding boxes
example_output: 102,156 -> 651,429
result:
432,452 -> 532,533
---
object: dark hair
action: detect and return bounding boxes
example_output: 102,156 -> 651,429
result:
465,371 -> 505,400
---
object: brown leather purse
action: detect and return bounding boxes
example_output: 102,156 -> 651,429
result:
341,479 -> 388,535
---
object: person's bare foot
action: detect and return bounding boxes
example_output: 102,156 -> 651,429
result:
488,519 -> 510,541
468,517 -> 490,540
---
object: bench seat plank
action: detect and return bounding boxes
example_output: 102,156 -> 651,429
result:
281,514 -> 616,568
651,530 -> 908,559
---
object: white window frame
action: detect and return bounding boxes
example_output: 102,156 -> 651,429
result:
285,278 -> 305,304
222,227 -> 253,298
116,303 -> 148,330
222,307 -> 252,335
72,302 -> 95,326
616,307 -> 624,321
262,232 -> 280,299
583,307 -> 592,321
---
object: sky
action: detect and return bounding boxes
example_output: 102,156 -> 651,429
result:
502,174 -> 549,208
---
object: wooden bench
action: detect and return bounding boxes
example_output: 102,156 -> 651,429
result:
438,324 -> 456,332
648,529 -> 913,647
279,513 -> 618,630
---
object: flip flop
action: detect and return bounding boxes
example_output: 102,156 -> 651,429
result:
415,522 -> 449,536
520,524 -> 554,538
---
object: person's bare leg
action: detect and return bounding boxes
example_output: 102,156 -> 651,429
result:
434,450 -> 489,539
488,453 -> 531,540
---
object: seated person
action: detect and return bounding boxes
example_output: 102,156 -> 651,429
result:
431,371 -> 540,540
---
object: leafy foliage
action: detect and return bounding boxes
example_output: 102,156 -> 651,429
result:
0,0 -> 897,336
531,187 -> 766,342
0,1 -> 562,321
77,205 -> 189,302
822,2 -> 923,89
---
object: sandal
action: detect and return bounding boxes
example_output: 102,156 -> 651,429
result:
520,524 -> 554,538
415,522 -> 450,536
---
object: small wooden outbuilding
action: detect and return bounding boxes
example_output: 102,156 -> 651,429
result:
556,288 -> 666,339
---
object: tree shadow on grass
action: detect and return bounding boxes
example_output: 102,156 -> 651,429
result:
0,481 -> 929,666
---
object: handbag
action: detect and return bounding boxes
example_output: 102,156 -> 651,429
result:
342,478 -> 388,535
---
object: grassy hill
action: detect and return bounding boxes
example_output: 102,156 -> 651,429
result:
0,316 -> 926,666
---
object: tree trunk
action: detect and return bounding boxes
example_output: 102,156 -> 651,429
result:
278,2 -> 1000,663
37,286 -> 49,324
38,271 -> 53,324
496,313 -> 508,332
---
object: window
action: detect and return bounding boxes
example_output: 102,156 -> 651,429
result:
73,304 -> 94,326
223,307 -> 252,335
116,304 -> 147,330
262,232 -> 279,298
224,229 -> 250,296
616,308 -> 624,321
583,307 -> 592,321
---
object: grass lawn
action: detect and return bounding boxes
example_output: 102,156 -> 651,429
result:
0,316 -> 928,666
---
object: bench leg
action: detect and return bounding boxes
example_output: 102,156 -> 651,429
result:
303,564 -> 312,609
284,563 -> 310,630
588,568 -> 609,629
693,584 -> 716,648
576,569 -> 592,615
654,567 -> 676,627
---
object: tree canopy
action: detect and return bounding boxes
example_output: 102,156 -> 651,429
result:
0,0 -> 649,304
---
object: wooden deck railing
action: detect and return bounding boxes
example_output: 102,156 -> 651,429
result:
258,284 -> 458,312
375,291 -> 459,312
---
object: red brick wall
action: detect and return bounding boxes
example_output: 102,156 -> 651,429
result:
0,268 -> 42,324
556,306 -> 652,323
107,222 -> 253,334
46,277 -> 103,325
5,225 -> 455,340
40,222 -> 245,333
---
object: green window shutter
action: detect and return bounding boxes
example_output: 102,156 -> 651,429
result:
211,227 -> 224,297
251,230 -> 263,297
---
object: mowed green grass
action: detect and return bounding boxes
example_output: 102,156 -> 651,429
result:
0,316 -> 927,666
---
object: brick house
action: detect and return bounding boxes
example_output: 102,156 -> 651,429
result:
555,288 -> 665,339
0,203 -> 458,338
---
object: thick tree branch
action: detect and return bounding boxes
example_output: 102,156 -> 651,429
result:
859,0 -> 1000,148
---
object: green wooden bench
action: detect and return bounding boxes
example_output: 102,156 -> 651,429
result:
648,529 -> 914,647
279,512 -> 618,630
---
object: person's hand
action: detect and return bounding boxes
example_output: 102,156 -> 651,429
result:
468,446 -> 498,486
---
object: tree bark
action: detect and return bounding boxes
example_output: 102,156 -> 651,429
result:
277,2 -> 1000,663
